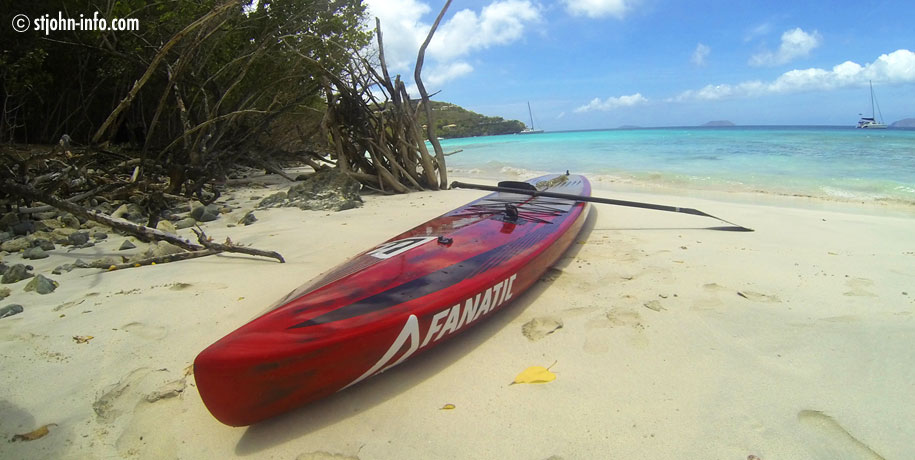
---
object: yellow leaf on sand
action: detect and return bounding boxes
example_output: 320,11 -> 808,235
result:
511,361 -> 557,385
11,424 -> 56,442
440,404 -> 456,410
73,335 -> 94,344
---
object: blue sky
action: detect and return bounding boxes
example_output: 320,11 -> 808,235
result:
365,0 -> 915,130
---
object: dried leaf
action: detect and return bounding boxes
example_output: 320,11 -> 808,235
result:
511,361 -> 557,385
73,335 -> 94,344
439,403 -> 455,410
10,424 -> 56,442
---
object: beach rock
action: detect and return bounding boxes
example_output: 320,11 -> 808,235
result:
111,204 -> 130,219
67,232 -> 90,246
89,256 -> 123,269
0,231 -> 11,243
11,220 -> 36,236
289,169 -> 362,211
39,218 -> 64,230
59,214 -> 81,229
0,213 -> 19,231
0,304 -> 24,319
238,211 -> 257,226
174,217 -> 197,230
25,274 -> 58,294
156,220 -> 177,234
0,263 -> 7,276
119,240 -> 137,251
259,169 -> 363,212
22,247 -> 49,260
0,287 -> 10,299
140,242 -> 184,259
49,228 -> 78,244
31,238 -> 55,251
1,237 -> 31,253
257,192 -> 287,208
2,264 -> 34,284
53,260 -> 89,274
190,205 -> 220,222
93,232 -> 108,240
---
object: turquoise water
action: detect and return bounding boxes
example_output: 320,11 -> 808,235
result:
439,126 -> 915,206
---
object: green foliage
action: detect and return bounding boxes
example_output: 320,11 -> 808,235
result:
427,101 -> 525,138
0,0 -> 370,153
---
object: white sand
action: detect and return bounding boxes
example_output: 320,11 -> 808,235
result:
1,171 -> 912,459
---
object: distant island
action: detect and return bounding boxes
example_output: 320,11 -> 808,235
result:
890,118 -> 915,128
701,120 -> 735,127
427,101 -> 526,138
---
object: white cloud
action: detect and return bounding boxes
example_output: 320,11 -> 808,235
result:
425,61 -> 474,87
671,49 -> 915,102
749,27 -> 822,67
563,0 -> 639,19
575,93 -> 648,112
365,0 -> 540,88
692,43 -> 710,66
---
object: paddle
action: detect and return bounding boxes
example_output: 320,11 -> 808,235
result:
450,180 -> 754,232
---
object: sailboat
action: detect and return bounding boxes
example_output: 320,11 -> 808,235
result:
856,80 -> 887,129
518,102 -> 544,134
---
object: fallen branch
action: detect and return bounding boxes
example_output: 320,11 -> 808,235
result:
193,228 -> 285,263
107,249 -> 220,271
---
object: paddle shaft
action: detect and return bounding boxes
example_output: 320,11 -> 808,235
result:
450,181 -> 753,232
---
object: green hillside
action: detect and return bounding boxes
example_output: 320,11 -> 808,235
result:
426,101 -> 526,138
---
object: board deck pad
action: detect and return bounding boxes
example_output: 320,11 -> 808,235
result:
194,174 -> 591,426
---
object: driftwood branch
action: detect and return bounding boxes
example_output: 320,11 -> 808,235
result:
414,0 -> 451,189
108,249 -> 220,271
193,228 -> 285,263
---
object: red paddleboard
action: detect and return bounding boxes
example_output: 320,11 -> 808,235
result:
194,173 -> 591,426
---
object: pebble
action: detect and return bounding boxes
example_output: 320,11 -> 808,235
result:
0,287 -> 10,299
93,232 -> 108,240
238,212 -> 257,226
31,238 -> 55,251
68,232 -> 90,246
190,205 -> 220,223
25,274 -> 58,294
174,217 -> 197,229
0,304 -> 24,319
119,240 -> 137,250
1,264 -> 34,284
22,247 -> 49,260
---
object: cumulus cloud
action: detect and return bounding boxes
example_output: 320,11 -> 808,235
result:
749,27 -> 822,67
365,0 -> 540,87
671,49 -> 915,102
575,93 -> 648,112
563,0 -> 639,19
692,43 -> 710,66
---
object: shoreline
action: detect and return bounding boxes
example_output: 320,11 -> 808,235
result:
1,170 -> 913,459
449,166 -> 915,218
